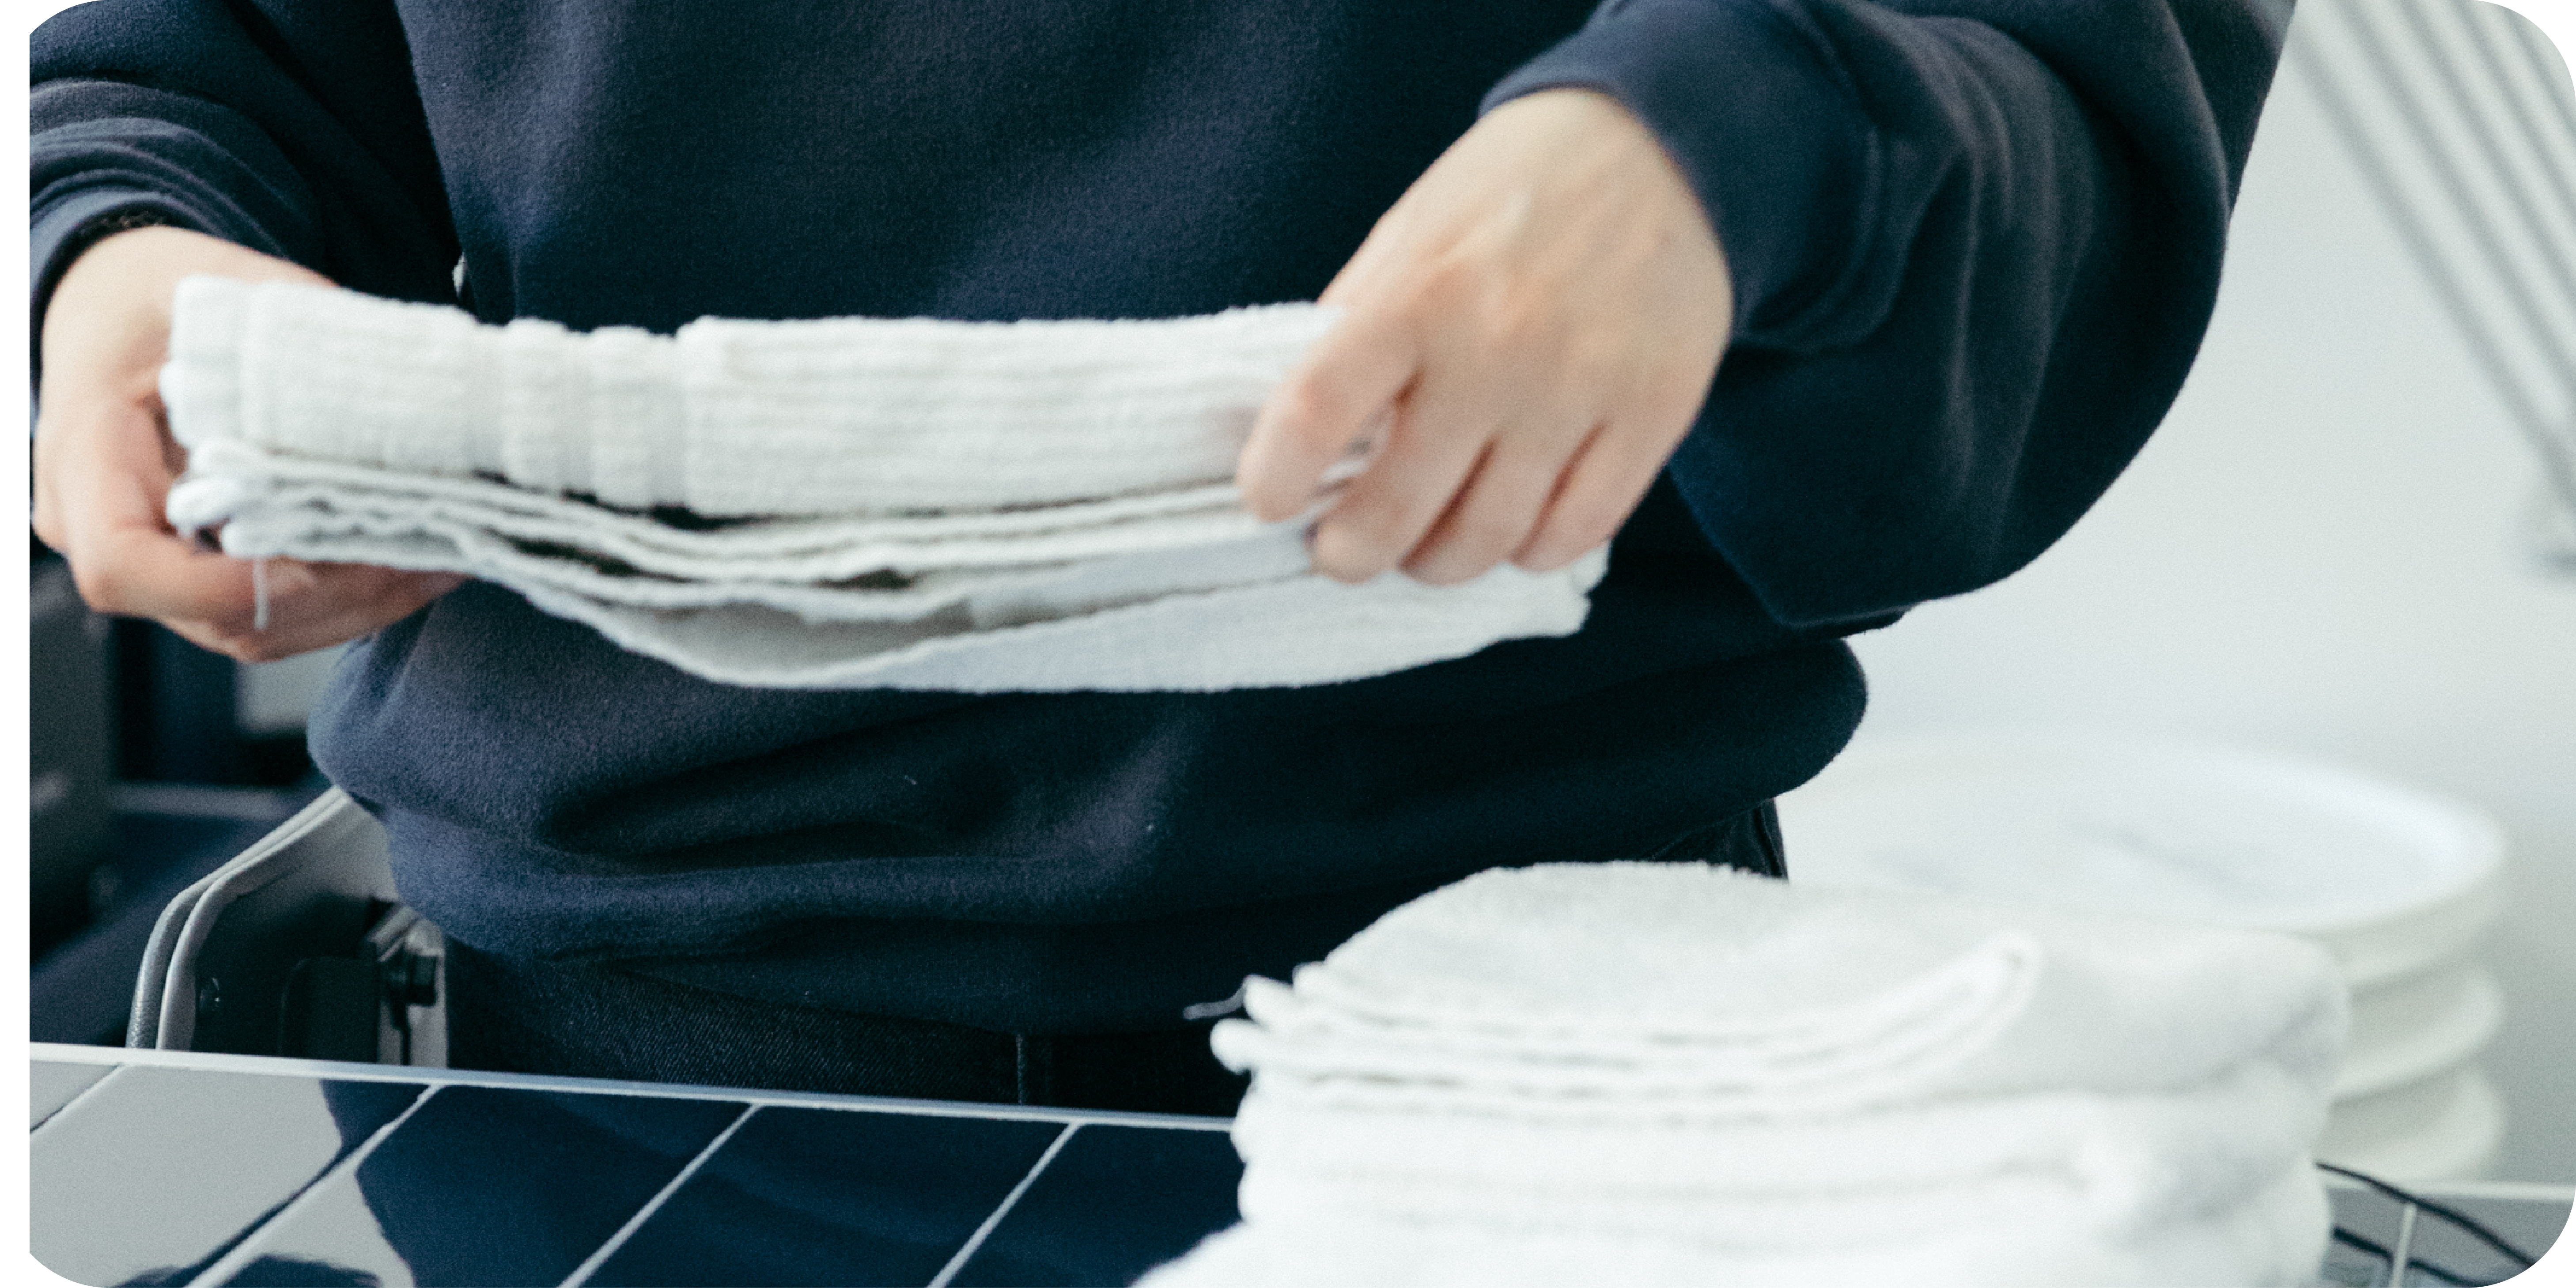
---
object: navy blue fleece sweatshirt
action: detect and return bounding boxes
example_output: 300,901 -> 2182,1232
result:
31,0 -> 2289,1032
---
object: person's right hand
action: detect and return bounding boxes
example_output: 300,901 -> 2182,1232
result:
33,226 -> 463,662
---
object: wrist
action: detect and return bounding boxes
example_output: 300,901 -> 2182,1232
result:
44,226 -> 329,385
57,207 -> 184,273
30,194 -> 208,384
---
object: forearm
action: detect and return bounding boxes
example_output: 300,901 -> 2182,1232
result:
31,83 -> 327,377
32,0 -> 459,334
30,0 -> 467,657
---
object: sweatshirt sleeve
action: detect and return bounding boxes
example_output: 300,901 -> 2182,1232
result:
30,0 -> 460,362
1487,0 -> 2293,627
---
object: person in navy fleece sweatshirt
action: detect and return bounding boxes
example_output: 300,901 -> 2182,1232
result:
32,0 -> 2291,1113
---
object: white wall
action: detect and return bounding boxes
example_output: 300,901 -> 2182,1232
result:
1821,4 -> 2576,1183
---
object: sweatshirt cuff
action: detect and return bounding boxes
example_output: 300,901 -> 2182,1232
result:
1483,0 -> 1880,350
30,186 -> 211,378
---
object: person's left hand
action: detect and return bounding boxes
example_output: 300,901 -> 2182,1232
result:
1236,87 -> 1732,585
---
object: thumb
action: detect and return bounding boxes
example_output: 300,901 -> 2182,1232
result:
1238,308 -> 1417,522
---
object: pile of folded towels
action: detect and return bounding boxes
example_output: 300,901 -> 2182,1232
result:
1145,861 -> 2348,1288
157,276 -> 1605,691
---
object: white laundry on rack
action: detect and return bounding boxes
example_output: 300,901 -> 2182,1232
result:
1143,1163 -> 2332,1288
158,276 -> 1607,691
1222,1057 -> 2326,1242
1145,863 -> 2349,1288
1222,862 -> 2347,1109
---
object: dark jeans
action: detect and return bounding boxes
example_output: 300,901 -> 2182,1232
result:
443,801 -> 1785,1117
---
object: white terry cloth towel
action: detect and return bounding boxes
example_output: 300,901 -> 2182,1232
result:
1211,863 -> 2348,1113
1223,1056 -> 2329,1245
1150,863 -> 2347,1288
1138,1159 -> 2333,1288
158,276 -> 1608,691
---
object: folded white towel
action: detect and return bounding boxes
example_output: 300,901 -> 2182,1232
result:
1214,863 -> 2346,1114
160,274 -> 1341,515
159,277 -> 1608,691
1139,1159 -> 2331,1288
1156,862 -> 2348,1288
1226,1058 -> 2325,1242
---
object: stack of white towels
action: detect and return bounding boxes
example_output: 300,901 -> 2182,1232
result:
157,276 -> 1606,691
1146,861 -> 2349,1288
